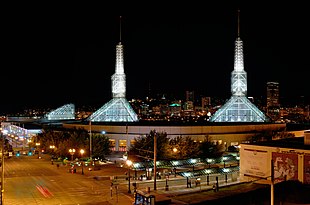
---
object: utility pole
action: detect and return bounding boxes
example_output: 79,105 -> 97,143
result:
271,159 -> 274,205
154,131 -> 157,191
1,128 -> 5,205
89,120 -> 92,161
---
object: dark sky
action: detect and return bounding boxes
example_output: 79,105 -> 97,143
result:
2,4 -> 309,114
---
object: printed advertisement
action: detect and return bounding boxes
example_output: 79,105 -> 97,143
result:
272,152 -> 298,183
304,154 -> 310,184
242,149 -> 268,178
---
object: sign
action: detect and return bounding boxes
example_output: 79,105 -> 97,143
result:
304,154 -> 310,184
241,148 -> 268,177
272,152 -> 298,183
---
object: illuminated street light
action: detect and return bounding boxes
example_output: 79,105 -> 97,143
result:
49,145 -> 55,155
223,156 -> 228,168
80,149 -> 85,175
69,148 -> 75,161
172,147 -> 178,177
36,142 -> 41,159
126,160 -> 132,193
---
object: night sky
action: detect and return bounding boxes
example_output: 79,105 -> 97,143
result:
2,4 -> 309,114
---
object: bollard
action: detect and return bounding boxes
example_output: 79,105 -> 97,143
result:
216,176 -> 219,191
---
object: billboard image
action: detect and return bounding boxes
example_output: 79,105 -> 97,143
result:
272,152 -> 298,183
304,154 -> 310,184
242,149 -> 268,178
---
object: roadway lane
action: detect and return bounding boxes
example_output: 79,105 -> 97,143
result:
3,155 -> 134,205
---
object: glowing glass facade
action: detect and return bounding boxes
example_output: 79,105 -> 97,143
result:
89,41 -> 138,122
45,103 -> 75,120
89,98 -> 138,122
210,15 -> 268,123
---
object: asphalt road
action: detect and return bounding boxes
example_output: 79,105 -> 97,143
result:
3,155 -> 134,205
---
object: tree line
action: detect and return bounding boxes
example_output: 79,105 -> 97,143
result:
28,128 -> 225,161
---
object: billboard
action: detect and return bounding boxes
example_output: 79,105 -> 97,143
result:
272,152 -> 298,183
241,148 -> 268,178
304,154 -> 310,184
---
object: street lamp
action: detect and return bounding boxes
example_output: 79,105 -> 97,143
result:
69,148 -> 75,161
223,156 -> 228,168
36,142 -> 41,159
49,145 -> 55,155
80,149 -> 85,175
126,160 -> 132,193
172,147 -> 178,177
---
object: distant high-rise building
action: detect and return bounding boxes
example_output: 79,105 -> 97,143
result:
266,82 -> 280,121
88,17 -> 138,122
185,91 -> 194,110
201,97 -> 211,110
186,91 -> 195,102
266,82 -> 280,107
210,10 -> 269,122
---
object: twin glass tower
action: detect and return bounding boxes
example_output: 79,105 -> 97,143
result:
210,11 -> 268,122
88,17 -> 139,122
46,13 -> 268,123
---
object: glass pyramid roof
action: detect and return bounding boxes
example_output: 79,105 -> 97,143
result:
45,103 -> 75,120
89,98 -> 138,122
210,96 -> 269,122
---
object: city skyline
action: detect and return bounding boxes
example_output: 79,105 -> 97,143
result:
3,6 -> 309,114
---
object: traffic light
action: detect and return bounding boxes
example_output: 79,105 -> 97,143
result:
16,151 -> 20,157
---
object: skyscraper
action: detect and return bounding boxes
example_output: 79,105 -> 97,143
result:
210,10 -> 269,122
266,82 -> 280,108
266,81 -> 280,121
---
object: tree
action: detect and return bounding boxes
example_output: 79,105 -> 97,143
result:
167,136 -> 201,160
129,130 -> 169,160
199,135 -> 225,159
91,134 -> 111,159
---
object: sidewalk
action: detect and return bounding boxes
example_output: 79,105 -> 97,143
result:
129,176 -> 243,204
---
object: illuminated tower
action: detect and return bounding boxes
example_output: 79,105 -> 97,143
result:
89,16 -> 138,122
210,10 -> 269,122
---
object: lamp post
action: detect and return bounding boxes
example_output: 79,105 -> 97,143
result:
80,149 -> 85,175
69,148 -> 75,161
154,131 -> 157,191
126,160 -> 132,193
223,156 -> 228,168
50,145 -> 55,165
49,145 -> 55,155
36,142 -> 41,159
172,147 -> 178,177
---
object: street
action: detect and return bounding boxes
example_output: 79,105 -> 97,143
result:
2,153 -> 247,205
2,155 -> 134,205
